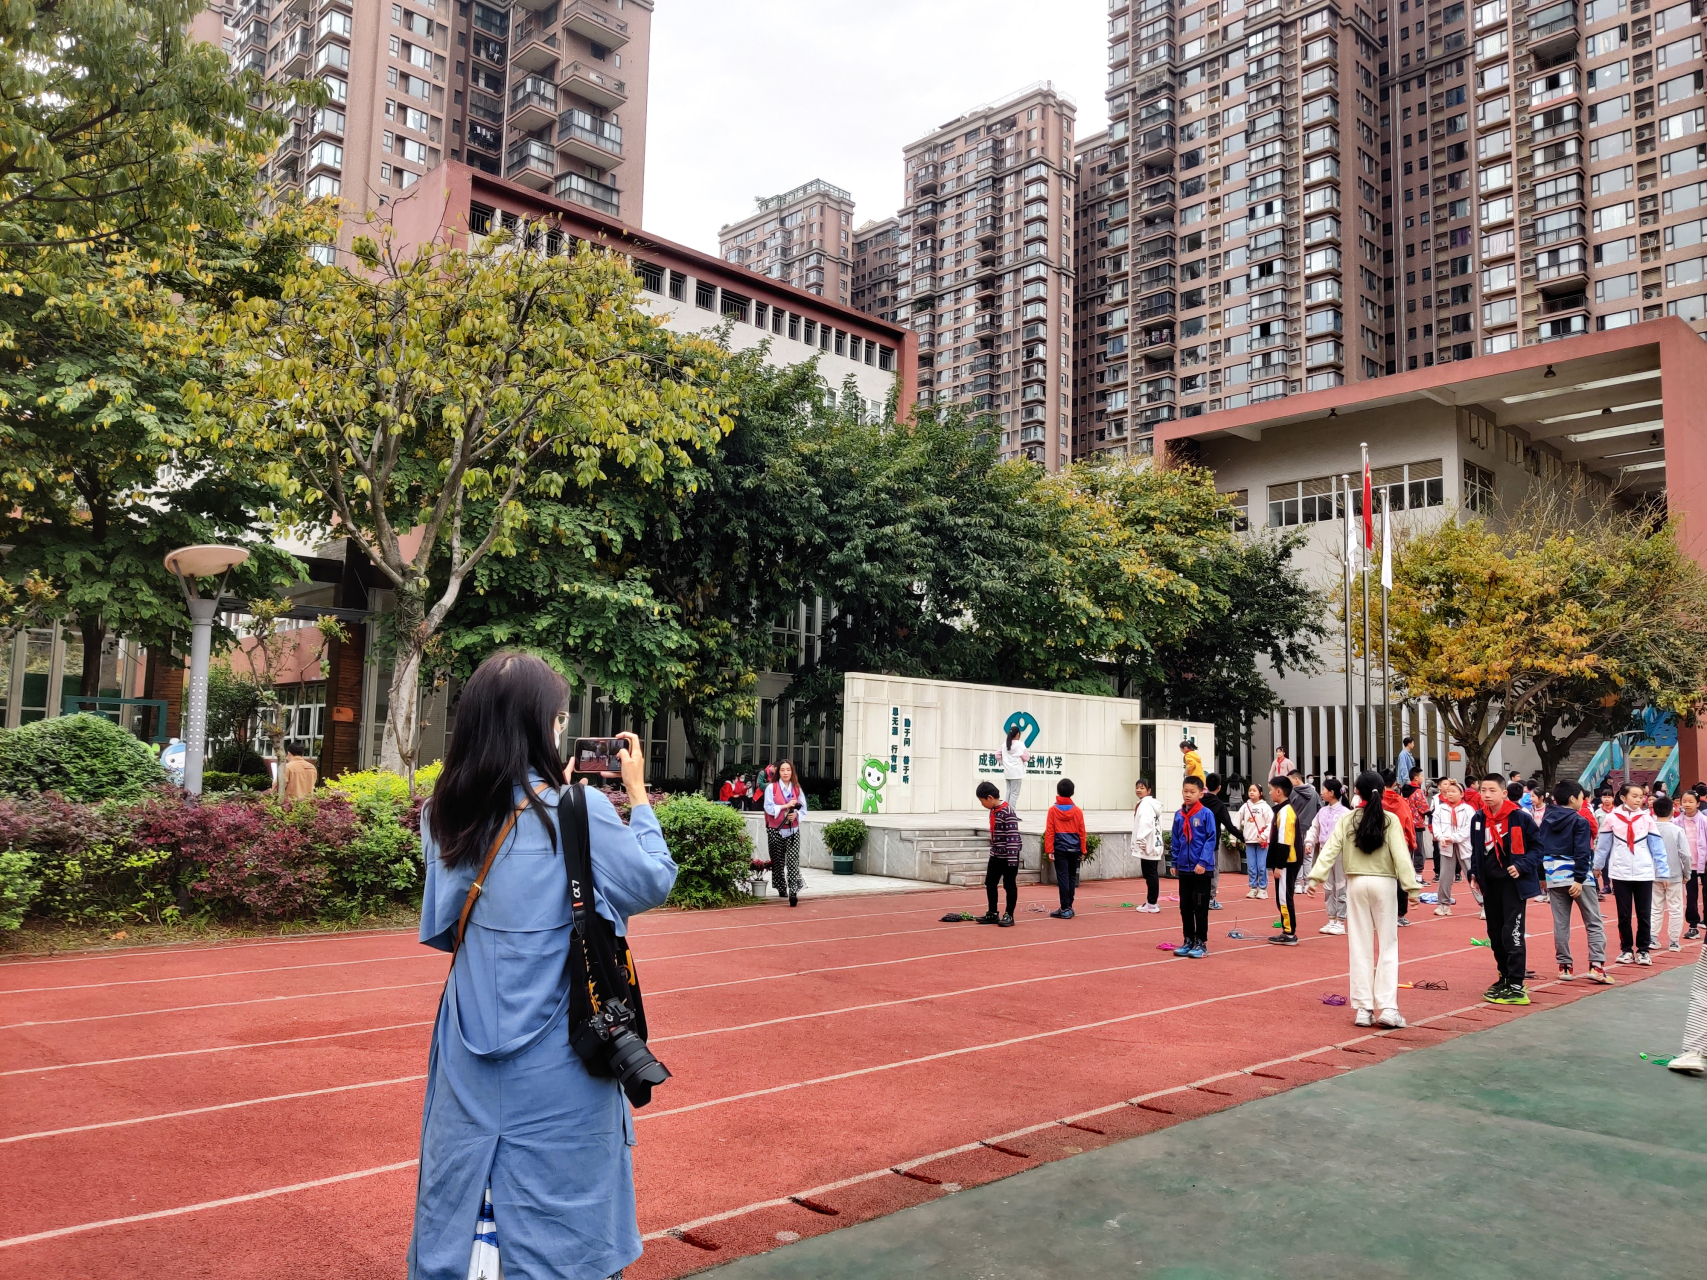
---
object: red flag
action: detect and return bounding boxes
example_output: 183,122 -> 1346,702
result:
1361,458 -> 1375,552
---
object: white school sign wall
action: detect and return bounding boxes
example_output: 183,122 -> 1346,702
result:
839,672 -> 1212,815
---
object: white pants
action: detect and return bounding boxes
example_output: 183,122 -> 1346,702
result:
1346,875 -> 1400,1014
1652,880 -> 1686,946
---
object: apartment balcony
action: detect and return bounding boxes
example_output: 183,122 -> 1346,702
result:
562,0 -> 630,48
1527,0 -> 1580,56
1539,291 -> 1588,316
1532,116 -> 1582,145
1535,258 -> 1589,288
511,19 -> 560,74
557,107 -> 622,165
505,138 -> 555,190
554,169 -> 620,217
509,77 -> 559,132
560,60 -> 626,109
1135,291 -> 1176,320
972,315 -> 1001,334
1534,218 -> 1586,246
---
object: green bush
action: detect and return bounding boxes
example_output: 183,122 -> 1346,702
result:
0,714 -> 165,802
203,771 -> 271,794
0,849 -> 40,930
209,744 -> 271,778
322,760 -> 442,806
656,793 -> 753,909
821,818 -> 868,858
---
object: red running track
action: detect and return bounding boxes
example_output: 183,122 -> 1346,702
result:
0,880 -> 1686,1279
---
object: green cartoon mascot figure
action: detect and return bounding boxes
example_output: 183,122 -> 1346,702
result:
857,757 -> 891,813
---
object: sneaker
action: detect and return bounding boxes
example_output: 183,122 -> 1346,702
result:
1434,906 -> 1450,916
1174,943 -> 1194,958
1478,909 -> 1486,920
1208,900 -> 1224,911
1616,952 -> 1635,965
1686,926 -> 1702,941
998,913 -> 1015,928
1188,944 -> 1207,959
1483,982 -> 1506,1000
1256,889 -> 1268,899
1267,933 -> 1299,946
975,912 -> 1001,925
1245,889 -> 1258,899
1485,985 -> 1530,1006
1377,1010 -> 1406,1029
1049,909 -> 1069,919
1637,952 -> 1652,966
1061,908 -> 1075,919
1586,966 -> 1615,985
1354,1010 -> 1374,1027
1396,917 -> 1412,927
1667,1050 -> 1706,1074
1668,941 -> 1681,953
1326,920 -> 1346,935
1558,965 -> 1574,982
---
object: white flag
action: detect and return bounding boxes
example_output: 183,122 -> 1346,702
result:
1381,504 -> 1393,592
1344,479 -> 1356,580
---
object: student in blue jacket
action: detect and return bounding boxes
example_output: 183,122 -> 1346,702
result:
1172,774 -> 1219,958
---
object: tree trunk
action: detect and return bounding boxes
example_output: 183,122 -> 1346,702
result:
78,615 -> 104,700
1533,718 -> 1598,791
675,703 -> 718,797
379,643 -> 423,780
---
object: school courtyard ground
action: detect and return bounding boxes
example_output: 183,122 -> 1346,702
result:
2,876 -> 1701,1279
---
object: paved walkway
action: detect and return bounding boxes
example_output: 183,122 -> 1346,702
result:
787,867 -> 945,897
702,965 -> 1707,1280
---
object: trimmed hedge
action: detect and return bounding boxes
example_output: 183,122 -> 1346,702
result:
0,714 -> 164,802
655,793 -> 753,909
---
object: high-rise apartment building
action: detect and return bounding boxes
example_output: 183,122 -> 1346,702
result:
883,85 -> 1078,468
1394,0 -> 1707,365
851,217 -> 902,319
194,0 -> 651,245
718,180 -> 857,304
1079,0 -> 1388,462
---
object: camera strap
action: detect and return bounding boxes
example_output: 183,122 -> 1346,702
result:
563,785 -> 651,1044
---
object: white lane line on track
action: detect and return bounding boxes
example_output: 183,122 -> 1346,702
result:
0,921 -> 1594,1247
0,928 -> 420,969
0,980 -> 443,1031
0,1160 -> 422,1250
634,936 -> 1487,1122
634,972 -> 1572,1244
0,953 -> 438,995
0,1021 -> 435,1077
0,1075 -> 427,1145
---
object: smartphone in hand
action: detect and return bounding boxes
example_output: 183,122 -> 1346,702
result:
570,737 -> 626,776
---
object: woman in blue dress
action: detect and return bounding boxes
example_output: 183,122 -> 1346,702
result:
408,652 -> 677,1280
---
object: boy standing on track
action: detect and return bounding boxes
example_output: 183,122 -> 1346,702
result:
1471,773 -> 1542,1005
1538,780 -> 1610,985
1045,778 -> 1087,920
1266,775 -> 1302,946
1172,775 -> 1218,958
976,781 -> 1021,928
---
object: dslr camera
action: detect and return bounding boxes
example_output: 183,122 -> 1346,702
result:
571,996 -> 672,1107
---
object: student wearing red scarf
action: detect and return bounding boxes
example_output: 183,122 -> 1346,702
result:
1470,773 -> 1542,1004
1381,770 -> 1420,926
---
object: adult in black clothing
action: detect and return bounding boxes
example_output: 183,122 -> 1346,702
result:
1203,772 -> 1234,912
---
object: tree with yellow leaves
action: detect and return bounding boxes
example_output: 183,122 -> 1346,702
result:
192,226 -> 737,776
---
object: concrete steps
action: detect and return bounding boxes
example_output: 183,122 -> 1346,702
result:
946,866 -> 1041,887
914,829 -> 1040,887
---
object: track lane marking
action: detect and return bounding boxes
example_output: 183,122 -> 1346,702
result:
0,1021 -> 435,1077
0,1075 -> 427,1145
0,980 -> 444,1031
0,953 -> 438,995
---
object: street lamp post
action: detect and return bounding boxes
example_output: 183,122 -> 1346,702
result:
164,545 -> 251,797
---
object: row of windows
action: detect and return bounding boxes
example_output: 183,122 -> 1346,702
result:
1266,459 -> 1446,528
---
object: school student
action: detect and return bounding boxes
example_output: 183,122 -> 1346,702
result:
1470,773 -> 1542,1005
1171,775 -> 1218,958
975,781 -> 1021,928
1132,779 -> 1164,914
1430,778 -> 1474,917
1381,770 -> 1421,926
1202,772 -> 1234,912
1308,770 -> 1421,1028
1538,780 -> 1611,985
1301,777 -> 1351,935
1236,782 -> 1274,899
1266,775 -> 1302,945
1597,782 -> 1664,966
1652,795 -> 1688,953
1681,789 -> 1707,940
1044,778 -> 1087,920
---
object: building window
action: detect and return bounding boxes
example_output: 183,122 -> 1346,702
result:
1463,460 -> 1495,515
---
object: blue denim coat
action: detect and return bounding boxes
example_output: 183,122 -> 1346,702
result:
407,781 -> 675,1280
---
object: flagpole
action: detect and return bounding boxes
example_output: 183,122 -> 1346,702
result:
1381,502 -> 1392,772
1342,473 -> 1355,778
1360,443 -> 1372,771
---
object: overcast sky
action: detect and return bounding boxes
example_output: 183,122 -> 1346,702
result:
642,1 -> 1109,253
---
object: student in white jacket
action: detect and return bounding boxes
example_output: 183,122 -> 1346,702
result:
1596,782 -> 1667,965
1132,779 -> 1164,913
1235,783 -> 1274,899
1430,778 -> 1475,917
1652,795 -> 1689,952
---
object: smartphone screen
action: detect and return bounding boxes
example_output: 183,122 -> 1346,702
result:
571,737 -> 625,775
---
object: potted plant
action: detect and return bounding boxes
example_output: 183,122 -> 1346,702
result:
821,818 -> 868,876
748,858 -> 771,898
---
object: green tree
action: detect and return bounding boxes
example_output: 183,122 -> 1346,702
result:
0,2 -> 317,692
197,229 -> 736,776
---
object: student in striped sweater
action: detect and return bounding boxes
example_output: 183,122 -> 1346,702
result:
976,780 -> 1021,928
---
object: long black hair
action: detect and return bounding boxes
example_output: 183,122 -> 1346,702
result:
430,651 -> 568,869
1353,770 -> 1388,853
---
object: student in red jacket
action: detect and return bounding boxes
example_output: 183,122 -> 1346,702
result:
1045,778 -> 1088,919
1382,768 -> 1420,926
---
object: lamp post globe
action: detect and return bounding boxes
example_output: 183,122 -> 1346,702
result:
164,545 -> 250,797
